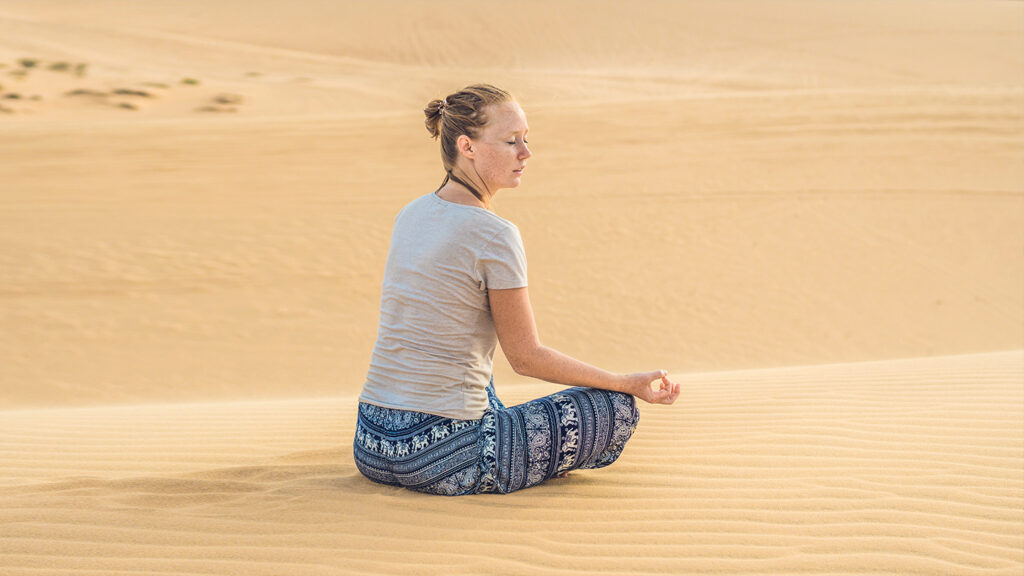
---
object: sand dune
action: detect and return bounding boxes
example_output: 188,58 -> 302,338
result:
1,70 -> 1021,407
2,351 -> 1021,574
1,0 -> 1023,573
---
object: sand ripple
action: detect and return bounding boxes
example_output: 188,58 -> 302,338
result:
1,351 -> 1021,575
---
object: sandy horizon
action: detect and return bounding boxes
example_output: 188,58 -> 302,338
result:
1,0 -> 1022,574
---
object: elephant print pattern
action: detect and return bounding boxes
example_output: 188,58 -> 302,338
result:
353,379 -> 640,495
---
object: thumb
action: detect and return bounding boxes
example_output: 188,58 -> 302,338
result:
648,369 -> 668,382
642,370 -> 668,394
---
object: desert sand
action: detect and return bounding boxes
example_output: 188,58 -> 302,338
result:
1,0 -> 1022,574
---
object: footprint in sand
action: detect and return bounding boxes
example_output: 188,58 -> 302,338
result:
1,58 -> 252,117
195,92 -> 244,113
1,57 -> 90,114
109,87 -> 157,110
111,88 -> 154,98
63,87 -> 151,111
48,61 -> 87,76
1,91 -> 29,113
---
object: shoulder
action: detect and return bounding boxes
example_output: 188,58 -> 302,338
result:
395,192 -> 435,219
393,193 -> 524,251
480,215 -> 523,251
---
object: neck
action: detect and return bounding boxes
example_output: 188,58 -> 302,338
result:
441,169 -> 492,209
437,183 -> 488,209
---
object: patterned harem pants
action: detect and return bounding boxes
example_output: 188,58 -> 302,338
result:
353,380 -> 640,495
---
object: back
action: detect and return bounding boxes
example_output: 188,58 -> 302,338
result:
359,191 -> 528,420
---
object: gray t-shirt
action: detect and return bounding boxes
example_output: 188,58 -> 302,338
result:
358,191 -> 529,420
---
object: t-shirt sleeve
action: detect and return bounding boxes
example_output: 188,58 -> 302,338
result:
477,224 -> 528,290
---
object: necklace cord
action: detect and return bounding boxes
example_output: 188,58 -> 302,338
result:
445,168 -> 488,207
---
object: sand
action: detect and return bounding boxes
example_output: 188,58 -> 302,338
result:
1,0 -> 1022,574
2,351 -> 1022,574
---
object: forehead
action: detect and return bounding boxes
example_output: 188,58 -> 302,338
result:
483,101 -> 528,135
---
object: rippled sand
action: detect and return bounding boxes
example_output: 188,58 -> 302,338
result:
1,1 -> 1022,574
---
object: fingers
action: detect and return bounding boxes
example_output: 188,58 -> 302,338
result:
653,373 -> 680,405
635,370 -> 680,405
646,388 -> 668,405
667,380 -> 681,403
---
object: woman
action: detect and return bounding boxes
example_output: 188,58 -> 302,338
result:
354,84 -> 680,496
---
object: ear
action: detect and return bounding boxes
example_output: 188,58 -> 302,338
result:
457,134 -> 475,159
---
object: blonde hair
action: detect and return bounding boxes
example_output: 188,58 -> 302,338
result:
424,83 -> 514,206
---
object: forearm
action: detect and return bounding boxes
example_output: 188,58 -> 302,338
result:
513,345 -> 629,394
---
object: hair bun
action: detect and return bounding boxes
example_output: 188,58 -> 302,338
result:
423,98 -> 445,139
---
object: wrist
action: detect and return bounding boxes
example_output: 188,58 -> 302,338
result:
611,373 -> 633,395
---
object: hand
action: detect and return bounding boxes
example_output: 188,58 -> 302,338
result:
624,370 -> 680,405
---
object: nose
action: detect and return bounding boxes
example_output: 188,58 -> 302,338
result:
519,141 -> 532,160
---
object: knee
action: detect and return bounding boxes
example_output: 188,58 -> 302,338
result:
621,392 -> 640,436
598,390 -> 640,439
576,390 -> 639,471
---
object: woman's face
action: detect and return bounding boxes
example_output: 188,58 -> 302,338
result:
468,101 -> 532,193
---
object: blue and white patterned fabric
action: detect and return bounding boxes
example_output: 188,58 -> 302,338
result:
353,379 -> 640,495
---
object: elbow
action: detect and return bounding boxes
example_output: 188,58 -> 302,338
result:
508,355 -> 532,377
506,344 -> 544,378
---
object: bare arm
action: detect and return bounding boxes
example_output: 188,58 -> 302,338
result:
489,286 -> 680,404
